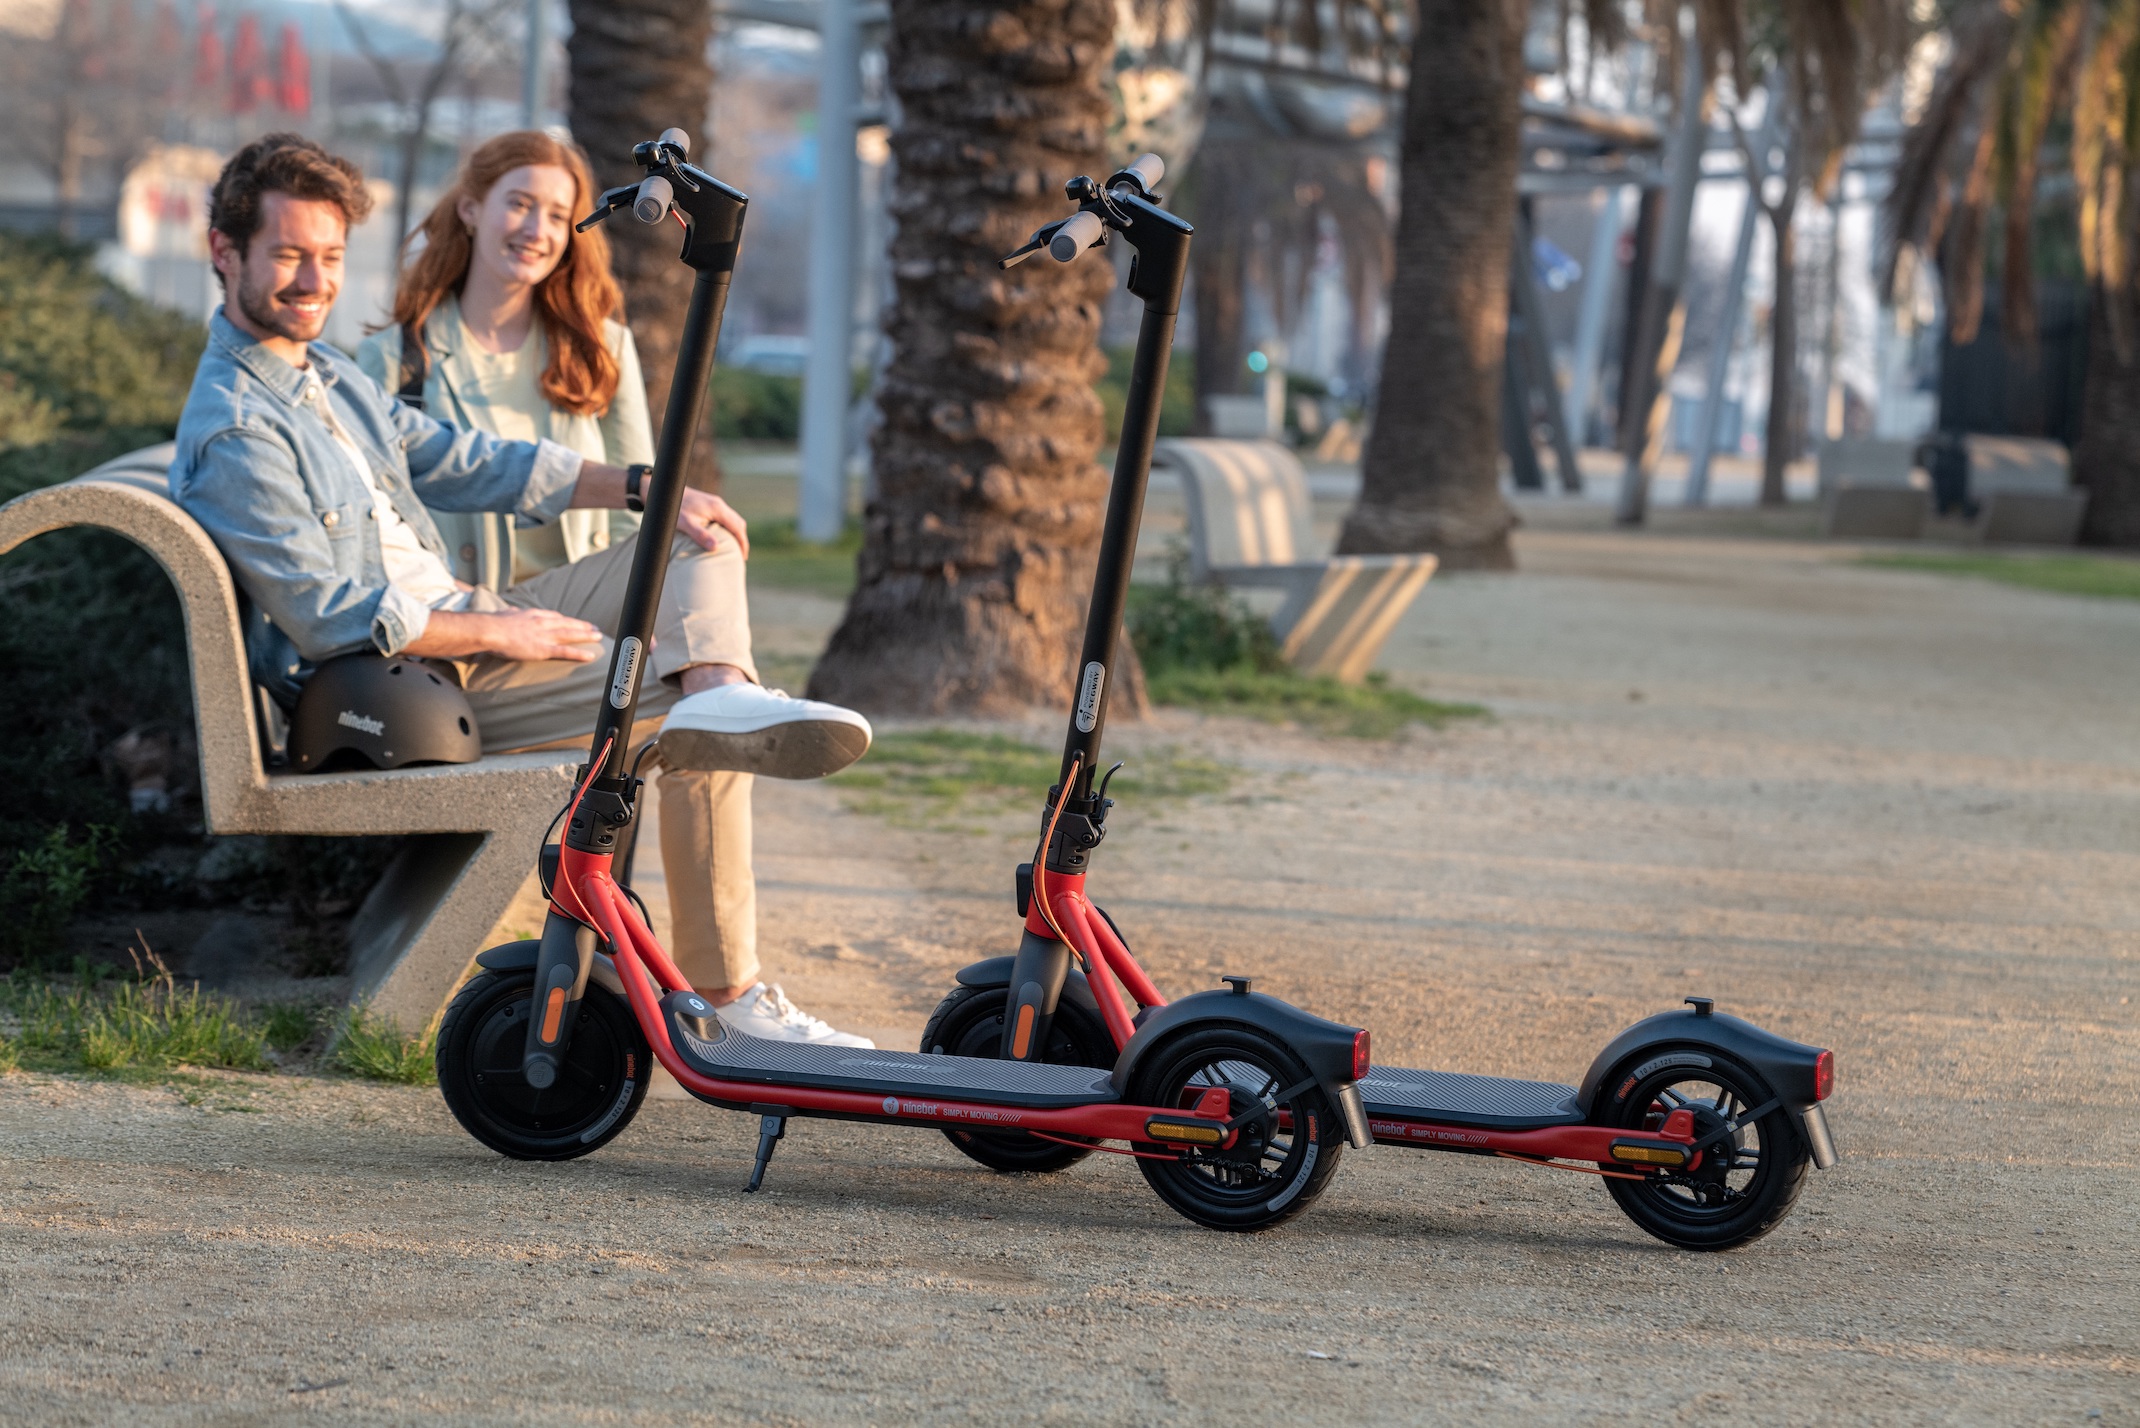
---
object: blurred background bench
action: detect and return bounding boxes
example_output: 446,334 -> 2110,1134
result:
1153,438 -> 1436,684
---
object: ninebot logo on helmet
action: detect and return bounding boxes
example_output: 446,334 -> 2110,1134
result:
609,636 -> 642,709
1075,661 -> 1105,732
336,710 -> 384,736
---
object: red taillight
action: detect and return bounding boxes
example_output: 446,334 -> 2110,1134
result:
1813,1049 -> 1835,1101
1352,1029 -> 1372,1080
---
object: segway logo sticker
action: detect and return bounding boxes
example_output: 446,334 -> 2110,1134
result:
609,636 -> 642,709
336,710 -> 384,736
883,1096 -> 899,1115
1075,661 -> 1105,732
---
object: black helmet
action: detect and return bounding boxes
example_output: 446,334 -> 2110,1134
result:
288,654 -> 482,773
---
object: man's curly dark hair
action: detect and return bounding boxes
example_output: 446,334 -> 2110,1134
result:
208,133 -> 373,253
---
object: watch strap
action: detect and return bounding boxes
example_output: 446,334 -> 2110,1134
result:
624,463 -> 651,513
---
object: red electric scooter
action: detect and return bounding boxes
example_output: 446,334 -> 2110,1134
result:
435,136 -> 1373,1232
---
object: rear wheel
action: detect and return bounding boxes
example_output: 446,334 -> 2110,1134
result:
921,983 -> 1116,1173
436,967 -> 651,1160
1130,1026 -> 1345,1231
1597,1049 -> 1809,1250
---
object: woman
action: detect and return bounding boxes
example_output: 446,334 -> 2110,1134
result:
360,131 -> 874,1050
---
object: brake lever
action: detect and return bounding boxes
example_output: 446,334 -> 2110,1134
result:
999,218 -> 1067,269
576,184 -> 638,233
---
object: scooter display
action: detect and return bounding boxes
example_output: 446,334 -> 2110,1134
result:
434,135 -> 1374,1232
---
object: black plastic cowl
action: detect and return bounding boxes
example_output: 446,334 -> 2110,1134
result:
1575,1006 -> 1830,1114
1108,987 -> 1363,1099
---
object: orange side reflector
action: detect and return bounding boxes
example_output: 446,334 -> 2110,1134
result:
540,987 -> 566,1043
1010,1003 -> 1036,1059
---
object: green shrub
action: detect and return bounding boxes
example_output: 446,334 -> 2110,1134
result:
711,366 -> 803,441
1097,346 -> 1197,443
0,825 -> 118,964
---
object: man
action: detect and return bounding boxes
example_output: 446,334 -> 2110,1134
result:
174,133 -> 873,1047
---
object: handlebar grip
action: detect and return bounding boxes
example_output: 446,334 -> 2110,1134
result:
1049,209 -> 1106,262
658,127 -> 691,156
1121,152 -> 1164,193
633,175 -> 674,224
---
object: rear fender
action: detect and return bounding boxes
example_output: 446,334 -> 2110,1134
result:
1110,988 -> 1362,1102
952,955 -> 1102,1015
474,939 -> 627,1001
1578,1006 -> 1830,1115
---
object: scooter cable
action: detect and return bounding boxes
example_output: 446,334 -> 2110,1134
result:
1028,754 -> 1080,948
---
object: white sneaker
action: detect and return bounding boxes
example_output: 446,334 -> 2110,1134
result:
658,684 -> 872,779
713,982 -> 875,1048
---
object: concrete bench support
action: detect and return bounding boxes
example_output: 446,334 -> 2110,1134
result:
0,449 -> 575,1031
1154,438 -> 1436,683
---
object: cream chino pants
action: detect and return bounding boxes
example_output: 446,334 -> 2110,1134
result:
451,530 -> 759,992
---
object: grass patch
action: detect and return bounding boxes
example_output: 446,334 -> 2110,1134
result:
0,961 -> 269,1076
1146,667 -> 1486,738
1858,551 -> 2140,601
1127,552 -> 1486,737
746,517 -> 861,598
328,1008 -> 436,1085
831,728 -> 1232,831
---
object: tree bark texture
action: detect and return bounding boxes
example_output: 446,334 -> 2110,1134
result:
567,0 -> 719,487
807,0 -> 1122,717
1337,0 -> 1522,569
1760,203 -> 1798,507
2076,280 -> 2140,546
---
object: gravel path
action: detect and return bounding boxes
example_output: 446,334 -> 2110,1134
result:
3,529 -> 2135,1425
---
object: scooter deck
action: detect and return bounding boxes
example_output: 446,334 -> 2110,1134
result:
664,998 -> 1118,1110
1359,1067 -> 1583,1130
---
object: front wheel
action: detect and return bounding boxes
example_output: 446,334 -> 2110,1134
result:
1130,1025 -> 1346,1231
1598,1048 -> 1810,1250
436,966 -> 651,1161
921,983 -> 1117,1173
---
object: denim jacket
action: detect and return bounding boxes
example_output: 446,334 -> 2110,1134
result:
172,311 -> 583,707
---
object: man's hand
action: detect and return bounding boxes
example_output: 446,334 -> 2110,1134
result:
404,607 -> 604,663
570,461 -> 749,557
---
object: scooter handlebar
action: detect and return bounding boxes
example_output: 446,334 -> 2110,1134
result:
1049,209 -> 1106,262
633,174 -> 675,224
1118,152 -> 1164,194
658,126 -> 691,156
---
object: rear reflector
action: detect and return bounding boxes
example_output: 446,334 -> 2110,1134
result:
1814,1049 -> 1836,1102
1609,1139 -> 1690,1168
1352,1029 -> 1371,1080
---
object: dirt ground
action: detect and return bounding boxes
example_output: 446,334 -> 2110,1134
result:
4,526 -> 2137,1425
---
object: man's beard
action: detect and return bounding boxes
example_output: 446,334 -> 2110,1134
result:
233,262 -> 333,345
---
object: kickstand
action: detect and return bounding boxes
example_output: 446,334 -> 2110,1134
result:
745,1105 -> 790,1192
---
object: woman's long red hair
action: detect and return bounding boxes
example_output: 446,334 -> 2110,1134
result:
391,131 -> 623,417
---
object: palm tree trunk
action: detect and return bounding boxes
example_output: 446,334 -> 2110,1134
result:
806,0 -> 1120,716
1760,201 -> 1798,506
1336,0 -> 1522,569
566,0 -> 717,487
2075,280 -> 2140,545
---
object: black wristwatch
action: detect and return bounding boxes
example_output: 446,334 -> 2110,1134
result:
624,463 -> 651,513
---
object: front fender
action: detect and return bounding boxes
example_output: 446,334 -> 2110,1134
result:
1577,1006 -> 1831,1114
473,939 -> 627,1001
951,955 -> 1102,1015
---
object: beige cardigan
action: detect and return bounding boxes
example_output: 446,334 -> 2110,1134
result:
356,297 -> 653,592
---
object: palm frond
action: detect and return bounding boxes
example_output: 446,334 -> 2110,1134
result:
1881,4 -> 2016,301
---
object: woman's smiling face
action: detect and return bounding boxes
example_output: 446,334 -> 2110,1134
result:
460,162 -> 578,291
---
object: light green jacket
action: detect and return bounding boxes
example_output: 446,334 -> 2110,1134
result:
356,296 -> 652,592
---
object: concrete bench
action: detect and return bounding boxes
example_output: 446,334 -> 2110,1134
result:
0,443 -> 575,1031
1816,438 -> 1930,540
1965,436 -> 2089,546
1152,438 -> 1436,683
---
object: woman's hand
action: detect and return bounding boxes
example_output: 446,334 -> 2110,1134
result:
676,488 -> 748,557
